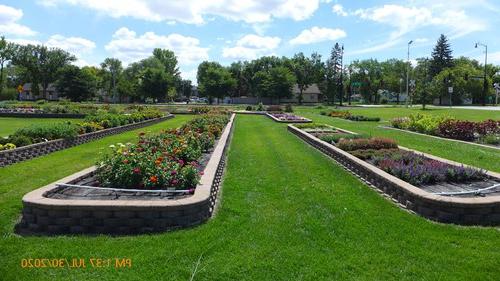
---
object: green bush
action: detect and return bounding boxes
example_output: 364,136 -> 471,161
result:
8,135 -> 33,147
256,102 -> 264,111
12,122 -> 79,142
337,137 -> 398,151
480,134 -> 500,145
0,143 -> 16,151
0,88 -> 18,101
284,104 -> 293,113
318,133 -> 367,144
295,123 -> 331,129
245,105 -> 254,111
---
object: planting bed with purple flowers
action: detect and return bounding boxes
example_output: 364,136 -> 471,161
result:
266,112 -> 311,123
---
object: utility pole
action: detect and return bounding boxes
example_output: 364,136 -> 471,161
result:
339,44 -> 344,106
406,40 -> 413,108
475,42 -> 488,106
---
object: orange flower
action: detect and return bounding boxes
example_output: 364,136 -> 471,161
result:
150,176 -> 158,183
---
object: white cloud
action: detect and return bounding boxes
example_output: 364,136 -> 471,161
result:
222,34 -> 281,60
0,4 -> 36,36
105,27 -> 209,66
414,38 -> 429,43
289,26 -> 346,45
9,35 -> 96,67
354,4 -> 486,39
332,4 -> 347,17
351,3 -> 487,55
37,0 -> 319,24
46,35 -> 96,54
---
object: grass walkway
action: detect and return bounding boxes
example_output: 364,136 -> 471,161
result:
296,107 -> 500,172
0,117 -> 84,137
1,114 -> 498,280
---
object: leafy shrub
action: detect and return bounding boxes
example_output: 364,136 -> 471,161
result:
320,111 -> 327,115
12,123 -> 79,142
0,143 -> 16,151
245,105 -> 254,111
266,105 -> 283,112
7,135 -> 32,147
318,133 -> 367,144
480,134 -> 500,145
407,114 -> 448,134
328,110 -> 351,118
474,119 -> 500,136
337,137 -> 398,151
284,104 -> 293,113
345,115 -> 380,122
191,106 -> 211,114
437,119 -> 476,141
380,98 -> 388,104
391,117 -> 410,129
295,123 -> 331,129
256,102 -> 264,111
349,148 -> 399,160
0,88 -> 17,101
78,122 -> 104,134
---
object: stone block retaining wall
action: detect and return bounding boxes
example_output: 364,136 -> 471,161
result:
15,114 -> 235,235
288,125 -> 500,226
0,115 -> 174,167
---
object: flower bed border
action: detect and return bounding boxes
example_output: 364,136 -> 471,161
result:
15,113 -> 235,236
0,112 -> 86,118
379,125 -> 500,151
0,115 -> 174,167
265,112 -> 312,123
288,124 -> 500,226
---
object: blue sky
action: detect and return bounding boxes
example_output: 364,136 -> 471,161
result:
1,0 -> 499,82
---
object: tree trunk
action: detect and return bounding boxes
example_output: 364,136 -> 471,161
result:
0,62 -> 4,95
298,88 -> 303,105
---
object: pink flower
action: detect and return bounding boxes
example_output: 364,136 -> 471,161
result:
133,167 -> 141,174
178,160 -> 184,166
188,188 -> 195,194
171,170 -> 177,175
171,179 -> 178,186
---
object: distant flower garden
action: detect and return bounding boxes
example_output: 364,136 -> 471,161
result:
320,110 -> 380,122
391,114 -> 499,145
0,108 -> 164,150
95,113 -> 230,190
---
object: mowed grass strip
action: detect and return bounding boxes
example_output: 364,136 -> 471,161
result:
0,114 -> 498,281
295,107 -> 500,172
0,117 -> 84,137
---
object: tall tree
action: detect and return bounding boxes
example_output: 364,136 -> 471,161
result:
100,58 -> 123,103
323,44 -> 343,104
291,53 -> 314,105
0,37 -> 15,95
12,44 -> 75,98
430,34 -> 454,105
56,65 -> 96,101
197,61 -> 236,104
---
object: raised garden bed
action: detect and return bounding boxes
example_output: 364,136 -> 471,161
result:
288,124 -> 500,225
321,110 -> 381,122
266,112 -> 311,123
0,115 -> 173,167
389,114 -> 500,149
15,113 -> 235,235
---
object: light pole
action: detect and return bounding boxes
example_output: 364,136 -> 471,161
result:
475,42 -> 487,106
406,40 -> 413,108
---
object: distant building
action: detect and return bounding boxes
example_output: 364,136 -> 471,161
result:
19,83 -> 60,101
229,83 -> 323,104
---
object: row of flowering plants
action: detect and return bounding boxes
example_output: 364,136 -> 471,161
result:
320,110 -> 380,122
294,124 -> 487,187
0,108 -> 165,150
268,112 -> 311,122
95,113 -> 230,190
390,113 -> 499,145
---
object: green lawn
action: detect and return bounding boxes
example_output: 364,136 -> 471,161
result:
0,114 -> 498,280
295,106 -> 500,172
0,117 -> 84,137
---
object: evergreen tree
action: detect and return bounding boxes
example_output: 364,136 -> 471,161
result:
430,34 -> 453,105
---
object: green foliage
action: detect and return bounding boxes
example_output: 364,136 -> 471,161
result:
256,102 -> 264,111
285,104 -> 293,112
197,61 -> 236,103
337,137 -> 398,151
318,133 -> 367,144
56,65 -> 96,101
12,122 -> 79,142
0,88 -> 17,100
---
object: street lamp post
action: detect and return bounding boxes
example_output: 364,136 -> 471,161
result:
406,40 -> 413,108
475,42 -> 488,106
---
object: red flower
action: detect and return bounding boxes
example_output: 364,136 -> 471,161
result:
150,176 -> 158,183
170,179 -> 178,186
139,132 -> 145,136
123,159 -> 129,164
133,167 -> 141,174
